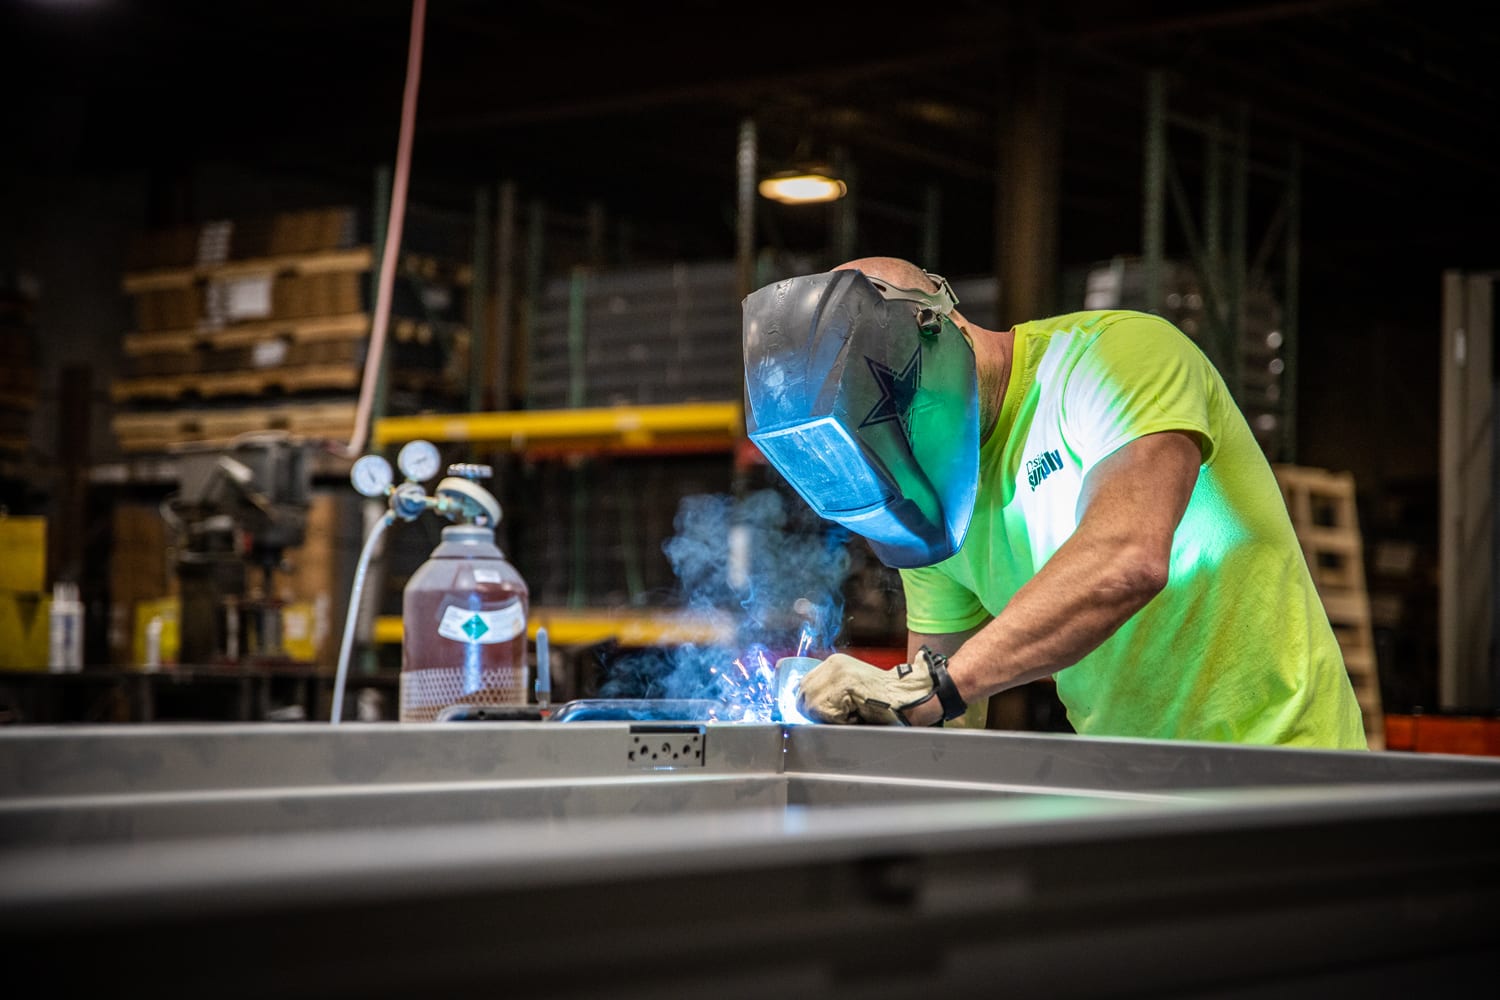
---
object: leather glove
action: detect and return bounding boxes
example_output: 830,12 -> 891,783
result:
798,648 -> 968,726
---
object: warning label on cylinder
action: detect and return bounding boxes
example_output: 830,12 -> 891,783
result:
437,604 -> 525,644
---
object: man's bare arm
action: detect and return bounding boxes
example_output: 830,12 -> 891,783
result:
907,626 -> 983,662
904,430 -> 1203,726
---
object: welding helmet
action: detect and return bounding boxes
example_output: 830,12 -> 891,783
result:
742,268 -> 979,568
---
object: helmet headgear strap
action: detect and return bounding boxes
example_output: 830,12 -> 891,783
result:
864,270 -> 959,336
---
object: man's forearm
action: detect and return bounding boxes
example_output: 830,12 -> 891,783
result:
904,431 -> 1200,728
944,529 -> 1166,706
946,431 -> 1199,713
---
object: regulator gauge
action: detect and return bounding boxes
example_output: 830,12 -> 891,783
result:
350,454 -> 394,498
397,440 -> 442,483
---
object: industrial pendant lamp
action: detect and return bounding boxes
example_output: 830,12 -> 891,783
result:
758,164 -> 848,205
758,129 -> 848,205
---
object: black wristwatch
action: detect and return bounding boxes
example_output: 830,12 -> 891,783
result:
920,645 -> 969,722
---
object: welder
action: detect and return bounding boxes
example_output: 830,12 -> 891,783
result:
742,257 -> 1366,748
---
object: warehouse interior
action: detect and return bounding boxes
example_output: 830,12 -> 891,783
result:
3,0 -> 1497,733
4,0 -> 1500,993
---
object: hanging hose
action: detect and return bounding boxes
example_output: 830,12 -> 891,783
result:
325,1 -> 426,715
330,512 -> 395,724
340,0 -> 428,460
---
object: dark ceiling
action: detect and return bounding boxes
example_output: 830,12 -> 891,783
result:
7,0 -> 1498,282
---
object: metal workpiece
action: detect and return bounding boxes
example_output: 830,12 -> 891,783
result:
782,724 -> 1500,792
0,722 -> 786,847
3,722 -> 1500,998
0,721 -> 783,799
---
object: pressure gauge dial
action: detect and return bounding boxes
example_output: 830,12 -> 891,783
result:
351,454 -> 394,498
397,440 -> 442,483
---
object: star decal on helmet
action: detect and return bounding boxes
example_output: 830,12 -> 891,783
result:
859,346 -> 921,437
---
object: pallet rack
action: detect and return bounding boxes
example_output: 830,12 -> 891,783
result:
111,207 -> 470,453
97,188 -> 476,675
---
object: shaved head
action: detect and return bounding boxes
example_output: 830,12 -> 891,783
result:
834,256 -> 939,293
834,255 -> 1008,444
835,254 -> 970,331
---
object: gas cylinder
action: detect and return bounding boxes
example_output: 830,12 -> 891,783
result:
399,473 -> 530,722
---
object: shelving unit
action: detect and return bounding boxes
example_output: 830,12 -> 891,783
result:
366,248 -> 955,673
93,190 -> 910,693
1134,70 -> 1302,462
112,205 -> 471,454
369,250 -> 770,673
372,607 -> 735,648
95,191 -> 476,677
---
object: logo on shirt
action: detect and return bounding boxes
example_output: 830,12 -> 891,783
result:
1026,449 -> 1064,491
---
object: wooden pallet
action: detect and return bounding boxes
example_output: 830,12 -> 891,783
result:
1273,463 -> 1385,750
122,313 -> 371,355
111,364 -> 361,403
112,401 -> 358,452
120,247 -> 373,294
121,248 -> 463,296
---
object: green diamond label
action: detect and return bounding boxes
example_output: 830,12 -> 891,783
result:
438,604 -> 527,644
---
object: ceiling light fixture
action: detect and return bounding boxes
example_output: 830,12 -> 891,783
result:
758,167 -> 848,205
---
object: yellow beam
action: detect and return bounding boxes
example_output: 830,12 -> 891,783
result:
372,401 -> 744,450
374,608 -> 735,648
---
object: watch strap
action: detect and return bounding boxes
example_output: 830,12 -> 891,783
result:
920,646 -> 968,722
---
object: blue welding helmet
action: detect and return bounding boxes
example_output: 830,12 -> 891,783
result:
742,268 -> 979,569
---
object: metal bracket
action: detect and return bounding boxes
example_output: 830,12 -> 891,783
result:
627,725 -> 705,768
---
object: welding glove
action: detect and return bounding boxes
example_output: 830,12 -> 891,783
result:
798,648 -> 967,726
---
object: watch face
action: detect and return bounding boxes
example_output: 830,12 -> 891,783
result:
350,454 -> 393,497
397,440 -> 442,482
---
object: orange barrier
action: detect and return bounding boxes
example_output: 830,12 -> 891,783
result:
1384,714 -> 1500,757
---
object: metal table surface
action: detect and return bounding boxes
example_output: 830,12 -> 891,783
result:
3,721 -> 1500,998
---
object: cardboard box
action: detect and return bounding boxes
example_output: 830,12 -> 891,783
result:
283,491 -> 362,667
0,590 -> 51,671
109,504 -> 175,665
0,515 -> 46,592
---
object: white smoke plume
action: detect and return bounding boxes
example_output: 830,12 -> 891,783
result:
596,487 -> 852,719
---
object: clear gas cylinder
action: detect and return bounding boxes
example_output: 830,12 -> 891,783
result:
400,523 -> 530,722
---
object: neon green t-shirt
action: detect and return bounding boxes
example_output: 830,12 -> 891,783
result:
901,310 -> 1367,749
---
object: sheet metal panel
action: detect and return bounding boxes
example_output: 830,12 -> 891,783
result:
782,725 -> 1500,790
3,722 -> 1500,997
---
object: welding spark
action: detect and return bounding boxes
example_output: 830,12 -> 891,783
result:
704,644 -> 782,722
795,622 -> 814,658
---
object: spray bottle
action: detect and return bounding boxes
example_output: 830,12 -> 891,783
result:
48,581 -> 84,673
